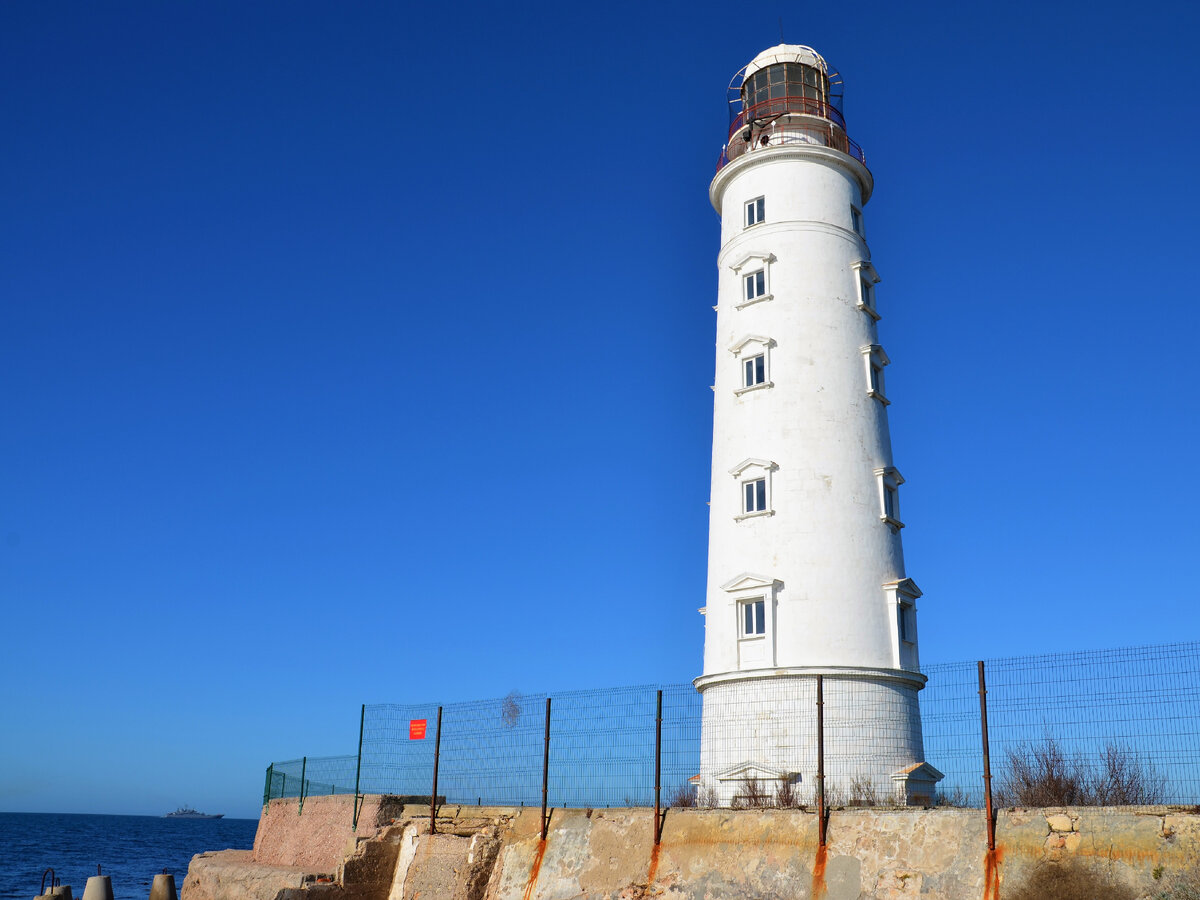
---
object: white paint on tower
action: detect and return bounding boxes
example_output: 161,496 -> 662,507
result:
696,44 -> 942,806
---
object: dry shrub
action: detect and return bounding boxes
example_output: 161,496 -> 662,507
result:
848,775 -> 879,807
774,776 -> 804,808
730,775 -> 773,809
665,782 -> 696,808
1004,860 -> 1137,900
934,785 -> 975,808
1149,863 -> 1200,900
997,738 -> 1165,807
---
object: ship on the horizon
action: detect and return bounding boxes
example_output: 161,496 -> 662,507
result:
163,806 -> 224,819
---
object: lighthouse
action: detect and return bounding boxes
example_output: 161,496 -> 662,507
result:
696,45 -> 941,806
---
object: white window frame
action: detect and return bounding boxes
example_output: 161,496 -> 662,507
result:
743,477 -> 768,514
897,601 -> 914,643
851,260 -> 881,320
729,252 -> 775,310
721,573 -> 782,669
730,457 -> 777,521
861,344 -> 890,405
744,196 -> 765,228
883,578 -> 922,670
739,597 -> 767,638
730,334 -> 775,395
850,205 -> 865,238
743,269 -> 766,303
874,466 -> 904,530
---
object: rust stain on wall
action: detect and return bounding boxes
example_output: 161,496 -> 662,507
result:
982,846 -> 1003,900
521,839 -> 547,900
646,842 -> 661,886
811,844 -> 827,899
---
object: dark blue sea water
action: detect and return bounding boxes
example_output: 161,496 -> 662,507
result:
0,813 -> 259,900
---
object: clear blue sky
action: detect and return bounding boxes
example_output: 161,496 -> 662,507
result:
2,0 -> 1198,820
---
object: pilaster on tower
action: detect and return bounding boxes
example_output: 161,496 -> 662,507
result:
696,44 -> 942,807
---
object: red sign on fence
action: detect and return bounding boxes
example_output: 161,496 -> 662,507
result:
409,719 -> 427,740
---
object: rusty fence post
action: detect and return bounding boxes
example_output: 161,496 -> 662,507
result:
978,660 -> 996,852
298,756 -> 307,815
816,675 -> 827,848
430,706 -> 443,835
541,697 -> 551,841
353,703 -> 365,830
654,689 -> 663,845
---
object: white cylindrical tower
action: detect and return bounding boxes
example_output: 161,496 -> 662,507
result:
696,44 -> 941,806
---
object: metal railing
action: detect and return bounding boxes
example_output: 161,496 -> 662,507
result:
730,96 -> 849,136
717,120 -> 866,173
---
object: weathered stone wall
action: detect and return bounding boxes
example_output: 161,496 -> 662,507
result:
252,795 -> 406,871
183,797 -> 1200,900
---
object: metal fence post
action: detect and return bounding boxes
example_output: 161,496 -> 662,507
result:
816,675 -> 827,848
430,706 -> 443,835
978,661 -> 996,852
654,689 -> 663,845
298,756 -> 307,815
353,703 -> 365,830
263,764 -> 273,808
541,697 -> 551,841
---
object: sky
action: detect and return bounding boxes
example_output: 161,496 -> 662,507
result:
2,0 -> 1198,820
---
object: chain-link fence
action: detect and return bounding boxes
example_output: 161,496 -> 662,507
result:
263,641 -> 1200,814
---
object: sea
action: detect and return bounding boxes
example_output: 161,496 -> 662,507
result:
0,813 -> 259,900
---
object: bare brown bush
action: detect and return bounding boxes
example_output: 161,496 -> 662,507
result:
774,776 -> 804,808
730,775 -> 773,809
848,775 -> 879,807
996,737 -> 1165,807
934,785 -> 974,808
665,782 -> 696,808
1004,860 -> 1137,900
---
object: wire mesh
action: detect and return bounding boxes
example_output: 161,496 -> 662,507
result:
981,642 -> 1200,805
265,755 -> 359,800
263,642 -> 1200,809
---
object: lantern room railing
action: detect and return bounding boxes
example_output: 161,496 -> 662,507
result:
716,120 -> 866,173
729,95 -> 849,139
717,94 -> 864,173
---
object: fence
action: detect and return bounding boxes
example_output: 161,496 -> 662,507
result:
263,641 -> 1200,831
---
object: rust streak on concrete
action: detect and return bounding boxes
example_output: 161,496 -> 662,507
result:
811,844 -> 827,899
646,841 -> 661,886
982,846 -> 1002,900
521,839 -> 547,900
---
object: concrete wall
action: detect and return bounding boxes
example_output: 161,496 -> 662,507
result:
183,797 -> 1200,900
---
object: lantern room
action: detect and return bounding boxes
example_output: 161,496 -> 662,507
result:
719,44 -> 864,170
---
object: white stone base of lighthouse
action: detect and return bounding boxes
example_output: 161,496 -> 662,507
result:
697,671 -> 941,807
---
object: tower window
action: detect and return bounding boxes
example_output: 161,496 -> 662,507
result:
851,260 -> 881,320
729,251 -> 775,309
744,270 -> 766,302
874,467 -> 905,530
898,602 -> 915,643
861,344 -> 890,405
730,457 -> 777,520
850,206 -> 865,237
730,334 -> 774,395
741,599 -> 766,637
744,478 -> 767,514
860,280 -> 877,316
744,354 -> 766,387
745,196 -> 765,227
883,483 -> 898,520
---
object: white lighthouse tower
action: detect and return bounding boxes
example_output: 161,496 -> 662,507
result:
696,45 -> 941,806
